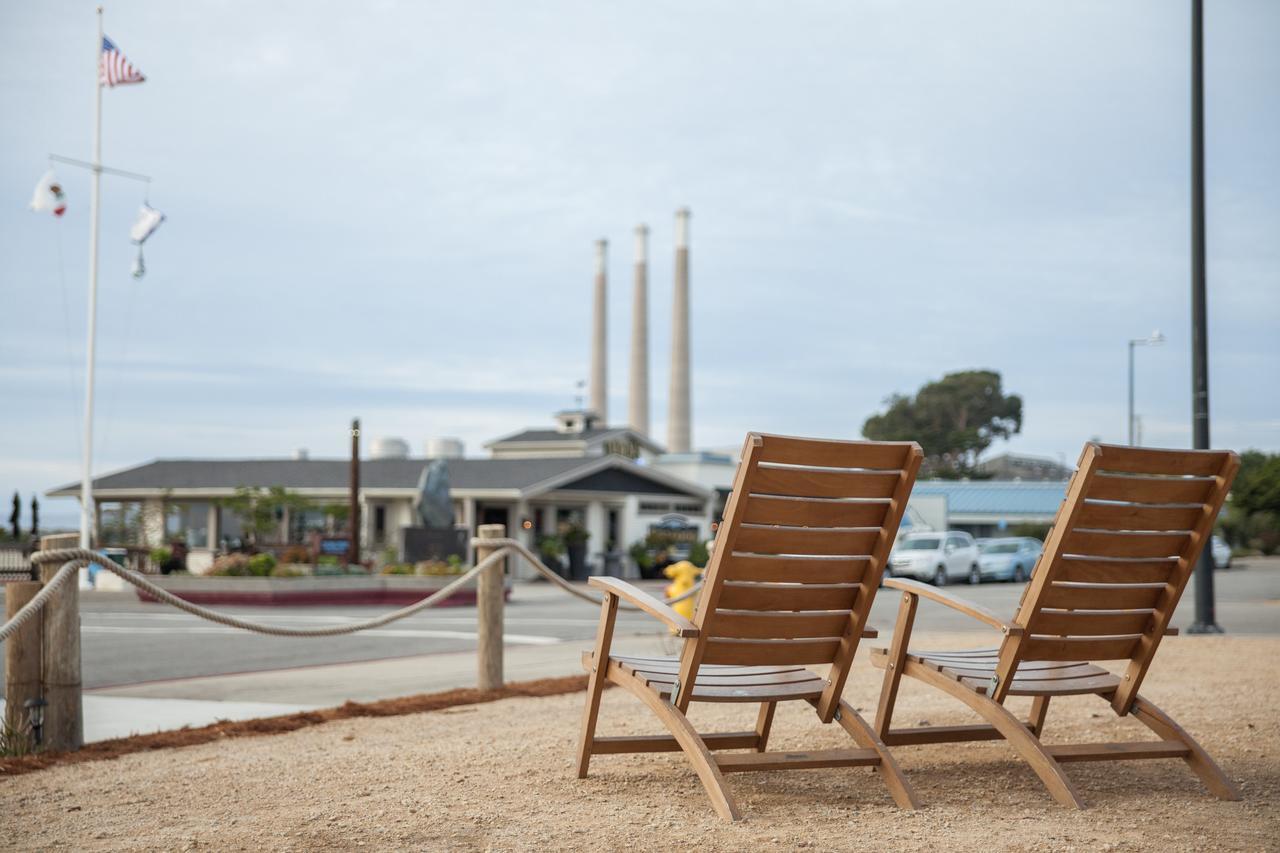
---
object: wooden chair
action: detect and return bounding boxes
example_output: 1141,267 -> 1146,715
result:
576,433 -> 923,820
871,443 -> 1241,808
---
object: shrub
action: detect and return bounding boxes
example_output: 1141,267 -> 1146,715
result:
381,563 -> 415,575
415,559 -> 463,576
211,553 -> 251,576
247,553 -> 277,576
150,546 -> 172,567
269,563 -> 306,578
688,540 -> 710,568
560,523 -> 590,545
537,536 -> 565,559
280,545 -> 312,564
628,541 -> 653,572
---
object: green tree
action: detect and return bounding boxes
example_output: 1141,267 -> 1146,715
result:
30,496 -> 38,539
8,491 -> 19,539
1221,451 -> 1280,555
862,370 -> 1023,475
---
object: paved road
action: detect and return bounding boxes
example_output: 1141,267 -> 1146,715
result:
3,557 -> 1277,691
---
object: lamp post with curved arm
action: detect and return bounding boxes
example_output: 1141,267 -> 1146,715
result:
1128,330 -> 1165,446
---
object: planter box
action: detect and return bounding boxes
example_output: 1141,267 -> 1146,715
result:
135,574 -> 510,607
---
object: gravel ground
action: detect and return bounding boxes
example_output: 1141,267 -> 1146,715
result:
2,633 -> 1277,851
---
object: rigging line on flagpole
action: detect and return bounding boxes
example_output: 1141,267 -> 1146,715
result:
52,222 -> 84,454
97,267 -> 140,465
48,153 -> 152,183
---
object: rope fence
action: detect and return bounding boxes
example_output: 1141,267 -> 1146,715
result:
1,540 -> 702,644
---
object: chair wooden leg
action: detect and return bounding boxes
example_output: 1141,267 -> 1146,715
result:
576,594 -> 619,779
906,661 -> 1086,808
834,699 -> 921,809
1028,696 -> 1051,737
754,702 -> 777,752
1130,695 -> 1241,801
611,667 -> 741,821
874,591 -> 918,739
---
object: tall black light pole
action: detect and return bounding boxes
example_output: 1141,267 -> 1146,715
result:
1187,0 -> 1221,634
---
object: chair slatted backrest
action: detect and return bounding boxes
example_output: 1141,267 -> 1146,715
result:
673,433 -> 923,721
992,443 -> 1239,712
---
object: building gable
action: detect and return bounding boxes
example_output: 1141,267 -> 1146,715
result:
552,467 -> 702,497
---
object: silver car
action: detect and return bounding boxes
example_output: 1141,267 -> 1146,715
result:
888,531 -> 980,586
975,537 -> 1043,583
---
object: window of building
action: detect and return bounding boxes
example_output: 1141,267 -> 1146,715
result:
99,501 -> 143,545
165,502 -> 210,548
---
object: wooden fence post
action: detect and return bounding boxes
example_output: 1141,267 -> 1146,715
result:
475,524 -> 506,691
4,581 -> 42,742
39,560 -> 82,751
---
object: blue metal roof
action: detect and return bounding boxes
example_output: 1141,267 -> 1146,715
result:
912,480 -> 1067,516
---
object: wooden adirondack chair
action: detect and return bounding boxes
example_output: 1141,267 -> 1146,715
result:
576,433 -> 923,821
871,442 -> 1241,808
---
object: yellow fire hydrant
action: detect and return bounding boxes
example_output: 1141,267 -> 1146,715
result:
663,560 -> 703,627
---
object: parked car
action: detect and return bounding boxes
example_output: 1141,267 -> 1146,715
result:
888,531 -> 979,586
976,537 -> 1043,583
1211,535 -> 1232,570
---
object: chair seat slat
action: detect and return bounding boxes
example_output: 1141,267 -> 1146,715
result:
1074,503 -> 1202,532
755,434 -> 915,470
1062,529 -> 1190,559
1020,635 -> 1141,661
749,467 -> 900,499
1040,583 -> 1164,610
733,525 -> 880,556
1089,473 -> 1215,504
1094,445 -> 1229,476
717,582 -> 858,611
740,495 -> 890,528
705,610 -> 852,640
721,554 -> 869,584
702,637 -> 843,665
1028,609 -> 1157,636
1056,557 -> 1177,584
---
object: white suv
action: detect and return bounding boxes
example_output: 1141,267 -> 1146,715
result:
888,531 -> 980,586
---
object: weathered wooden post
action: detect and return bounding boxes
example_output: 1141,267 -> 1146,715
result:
4,580 -> 43,742
474,524 -> 506,691
39,558 -> 83,751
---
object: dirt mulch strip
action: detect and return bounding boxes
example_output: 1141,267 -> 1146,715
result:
0,674 -> 588,778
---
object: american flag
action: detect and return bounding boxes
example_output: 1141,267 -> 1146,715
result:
100,36 -> 145,87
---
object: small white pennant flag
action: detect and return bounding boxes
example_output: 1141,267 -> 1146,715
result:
30,169 -> 68,217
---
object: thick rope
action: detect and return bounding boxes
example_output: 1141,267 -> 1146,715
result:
475,537 -> 702,607
0,558 -> 81,644
0,544 -> 701,642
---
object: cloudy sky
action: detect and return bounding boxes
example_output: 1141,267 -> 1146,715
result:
2,1 -> 1277,527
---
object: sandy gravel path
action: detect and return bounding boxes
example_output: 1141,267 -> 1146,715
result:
2,633 -> 1277,851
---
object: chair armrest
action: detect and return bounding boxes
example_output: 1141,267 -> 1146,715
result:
589,577 -> 699,638
883,578 -> 1023,636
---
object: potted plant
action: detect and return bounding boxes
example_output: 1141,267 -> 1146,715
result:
560,523 -> 591,581
536,535 -> 566,578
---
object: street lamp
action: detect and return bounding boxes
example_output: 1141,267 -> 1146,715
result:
1127,330 -> 1165,446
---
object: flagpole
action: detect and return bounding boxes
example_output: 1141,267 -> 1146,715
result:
79,5 -> 104,549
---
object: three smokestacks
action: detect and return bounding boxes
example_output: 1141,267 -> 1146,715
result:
587,208 -> 692,453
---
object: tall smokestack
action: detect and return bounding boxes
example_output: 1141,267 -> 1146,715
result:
628,224 -> 650,437
668,208 -> 692,453
589,238 -> 608,421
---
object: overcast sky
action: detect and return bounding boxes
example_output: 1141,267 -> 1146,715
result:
3,1 -> 1278,527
